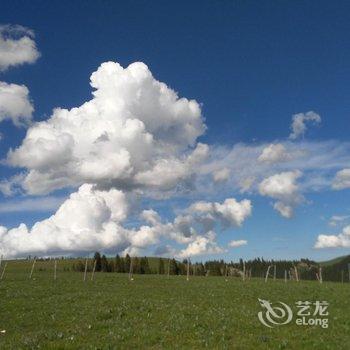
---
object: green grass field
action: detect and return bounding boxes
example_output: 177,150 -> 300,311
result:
0,260 -> 349,349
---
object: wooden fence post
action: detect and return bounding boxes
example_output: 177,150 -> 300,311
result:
167,258 -> 170,279
83,258 -> 88,282
91,259 -> 97,281
294,266 -> 299,282
129,257 -> 133,281
186,258 -> 190,281
265,265 -> 272,283
0,262 -> 7,280
29,259 -> 36,279
54,260 -> 57,281
243,261 -> 246,282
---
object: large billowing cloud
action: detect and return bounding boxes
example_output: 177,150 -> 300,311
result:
332,169 -> 350,190
0,25 -> 40,71
0,60 -> 255,258
289,111 -> 321,140
0,184 -> 130,257
0,81 -> 33,125
314,225 -> 350,248
258,170 -> 302,218
7,61 -> 206,195
0,183 -> 252,258
3,58 -> 349,258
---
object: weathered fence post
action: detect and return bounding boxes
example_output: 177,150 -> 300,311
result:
265,265 -> 272,283
129,257 -> 133,281
54,260 -> 57,281
29,259 -> 36,279
294,266 -> 299,282
186,258 -> 190,281
0,262 -> 7,280
167,258 -> 170,279
83,258 -> 88,282
91,259 -> 97,281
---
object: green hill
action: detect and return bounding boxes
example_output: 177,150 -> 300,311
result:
318,255 -> 350,282
319,254 -> 350,267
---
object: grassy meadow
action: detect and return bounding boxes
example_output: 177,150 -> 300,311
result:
0,259 -> 349,349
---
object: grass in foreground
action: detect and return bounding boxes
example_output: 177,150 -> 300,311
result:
0,262 -> 349,349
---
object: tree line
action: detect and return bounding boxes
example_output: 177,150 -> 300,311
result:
72,252 -> 338,280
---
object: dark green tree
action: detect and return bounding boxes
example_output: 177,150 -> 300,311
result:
115,254 -> 125,273
170,258 -> 180,275
125,254 -> 131,273
133,257 -> 140,274
94,252 -> 102,272
158,258 -> 165,274
101,254 -> 110,272
140,257 -> 151,274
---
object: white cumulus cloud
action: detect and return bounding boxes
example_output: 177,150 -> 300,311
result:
259,170 -> 301,199
273,201 -> 294,219
0,184 -> 130,257
0,81 -> 33,126
189,197 -> 252,228
0,182 -> 251,258
0,24 -> 40,71
332,169 -> 350,190
177,233 -> 225,258
258,143 -> 291,164
314,225 -> 350,248
7,61 -> 206,195
259,170 -> 302,218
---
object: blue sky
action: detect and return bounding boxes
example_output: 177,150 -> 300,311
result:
0,0 -> 350,261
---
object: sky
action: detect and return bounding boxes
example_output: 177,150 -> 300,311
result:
0,0 -> 350,261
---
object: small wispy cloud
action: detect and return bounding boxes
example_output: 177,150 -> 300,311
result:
228,239 -> 247,248
0,196 -> 65,213
328,215 -> 350,227
289,111 -> 321,140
